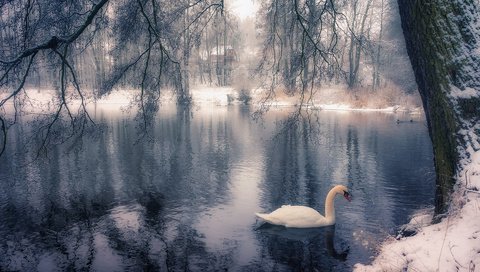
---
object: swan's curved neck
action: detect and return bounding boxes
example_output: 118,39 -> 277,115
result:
325,189 -> 337,220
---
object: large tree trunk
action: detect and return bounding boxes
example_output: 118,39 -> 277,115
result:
398,0 -> 480,214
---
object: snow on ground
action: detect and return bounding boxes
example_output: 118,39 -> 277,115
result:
1,86 -> 423,114
355,126 -> 480,272
96,88 -> 137,105
190,86 -> 237,106
317,103 -> 417,113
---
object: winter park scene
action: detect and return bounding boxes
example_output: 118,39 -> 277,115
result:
1,0 -> 480,271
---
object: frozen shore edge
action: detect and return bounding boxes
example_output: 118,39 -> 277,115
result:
355,142 -> 480,271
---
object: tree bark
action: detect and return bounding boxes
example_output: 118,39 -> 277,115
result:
398,0 -> 480,214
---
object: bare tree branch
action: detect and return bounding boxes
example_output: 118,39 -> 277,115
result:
0,0 -> 108,66
0,115 -> 6,157
0,52 -> 37,107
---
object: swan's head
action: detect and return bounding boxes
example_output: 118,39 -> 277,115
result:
334,185 -> 352,202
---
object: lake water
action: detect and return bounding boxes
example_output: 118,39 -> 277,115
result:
0,105 -> 435,271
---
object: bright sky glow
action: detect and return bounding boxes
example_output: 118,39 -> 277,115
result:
228,0 -> 257,20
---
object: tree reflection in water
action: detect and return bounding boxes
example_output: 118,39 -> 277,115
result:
0,107 -> 435,271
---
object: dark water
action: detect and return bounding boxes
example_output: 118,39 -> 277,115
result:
0,105 -> 435,271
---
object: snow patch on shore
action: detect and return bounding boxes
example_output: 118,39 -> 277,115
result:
355,126 -> 480,272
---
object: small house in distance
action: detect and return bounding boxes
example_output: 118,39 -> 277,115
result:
198,45 -> 238,85
209,46 -> 237,68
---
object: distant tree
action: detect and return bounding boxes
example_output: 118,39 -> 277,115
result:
346,0 -> 373,89
255,0 -> 340,112
371,0 -> 385,92
255,0 -> 410,99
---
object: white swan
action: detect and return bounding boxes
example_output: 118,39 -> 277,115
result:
255,185 -> 352,228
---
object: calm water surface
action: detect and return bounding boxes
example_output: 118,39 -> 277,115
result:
0,105 -> 435,271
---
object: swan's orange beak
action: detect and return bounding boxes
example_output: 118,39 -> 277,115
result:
343,191 -> 352,202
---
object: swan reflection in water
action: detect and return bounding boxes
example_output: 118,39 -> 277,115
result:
255,223 -> 349,262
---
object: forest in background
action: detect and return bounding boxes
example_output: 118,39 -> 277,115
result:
0,0 -> 417,110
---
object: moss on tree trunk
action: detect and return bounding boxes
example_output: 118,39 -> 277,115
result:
397,0 -> 480,214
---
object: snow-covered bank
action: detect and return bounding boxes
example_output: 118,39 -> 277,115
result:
245,86 -> 423,113
355,127 -> 480,271
1,86 -> 423,114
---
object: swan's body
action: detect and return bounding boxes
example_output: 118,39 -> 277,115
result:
256,205 -> 332,228
255,185 -> 351,228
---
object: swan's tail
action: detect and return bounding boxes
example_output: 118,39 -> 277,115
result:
255,212 -> 280,225
255,212 -> 270,221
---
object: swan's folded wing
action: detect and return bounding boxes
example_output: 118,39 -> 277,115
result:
256,206 -> 329,228
270,206 -> 325,228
